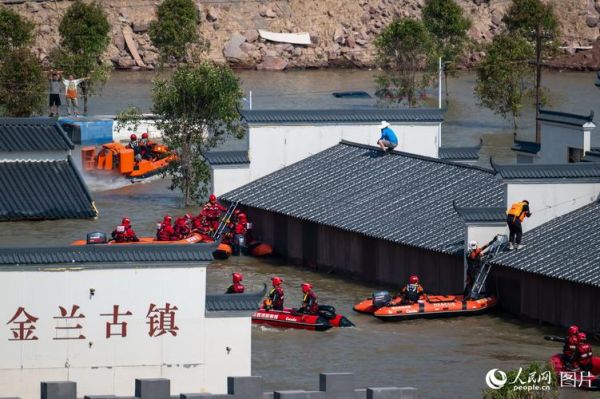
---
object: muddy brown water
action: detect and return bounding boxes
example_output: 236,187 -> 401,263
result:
3,69 -> 600,398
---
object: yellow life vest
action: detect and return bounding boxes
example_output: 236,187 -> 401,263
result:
507,201 -> 527,222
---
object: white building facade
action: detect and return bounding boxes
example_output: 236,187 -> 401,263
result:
0,245 -> 259,399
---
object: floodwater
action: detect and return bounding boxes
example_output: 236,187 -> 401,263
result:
3,69 -> 600,398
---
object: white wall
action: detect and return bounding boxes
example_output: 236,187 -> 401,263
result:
0,265 -> 250,398
506,182 -> 600,232
537,121 -> 593,164
0,151 -> 68,161
211,165 -> 251,196
248,123 -> 441,181
113,119 -> 162,143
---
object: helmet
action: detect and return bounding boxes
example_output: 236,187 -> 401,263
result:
468,240 -> 478,250
209,194 -> 216,203
142,132 -> 149,139
409,275 -> 419,284
271,276 -> 282,286
184,213 -> 192,220
239,213 -> 247,221
234,209 -> 241,215
176,218 -> 186,226
130,134 -> 137,140
163,215 -> 172,224
232,272 -> 243,283
301,282 -> 312,293
578,332 -> 587,342
568,325 -> 580,336
523,199 -> 529,204
121,217 -> 131,226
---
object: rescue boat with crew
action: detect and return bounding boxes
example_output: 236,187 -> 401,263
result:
252,306 -> 354,331
550,354 -> 600,390
81,141 -> 176,180
353,291 -> 497,320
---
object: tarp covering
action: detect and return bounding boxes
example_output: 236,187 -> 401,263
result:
258,30 -> 312,45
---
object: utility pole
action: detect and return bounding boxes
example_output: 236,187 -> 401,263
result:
534,25 -> 542,144
438,57 -> 442,109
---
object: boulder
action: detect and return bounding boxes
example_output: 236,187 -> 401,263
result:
260,7 -> 277,18
356,38 -> 368,46
240,42 -> 257,54
257,56 -> 288,70
586,15 -> 599,28
143,51 -> 159,65
132,22 -> 149,33
333,28 -> 346,45
117,56 -> 136,69
596,0 -> 600,14
206,7 -> 220,22
39,24 -> 52,35
244,29 -> 260,43
346,34 -> 356,48
361,12 -> 370,24
223,33 -> 248,62
293,47 -> 302,56
491,10 -> 503,26
113,32 -> 126,52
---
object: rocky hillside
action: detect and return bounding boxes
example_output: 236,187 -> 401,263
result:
4,0 -> 600,71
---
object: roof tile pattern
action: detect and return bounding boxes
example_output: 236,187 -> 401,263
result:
0,158 -> 96,221
454,206 -> 506,223
204,151 -> 250,165
438,146 -> 480,161
206,286 -> 266,313
240,109 -> 445,124
537,109 -> 594,127
222,141 -> 504,254
494,201 -> 600,287
492,161 -> 600,180
0,244 -> 214,266
0,118 -> 74,152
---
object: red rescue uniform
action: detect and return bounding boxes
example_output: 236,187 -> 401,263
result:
300,290 -> 319,315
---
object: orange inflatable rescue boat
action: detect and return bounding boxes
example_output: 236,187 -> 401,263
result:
81,142 -> 176,180
71,231 -> 211,246
353,291 -> 497,321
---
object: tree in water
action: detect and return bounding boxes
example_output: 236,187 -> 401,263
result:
503,0 -> 560,142
422,0 -> 471,102
0,9 -> 45,117
149,0 -> 206,65
474,33 -> 534,132
151,62 -> 244,205
374,19 -> 438,108
50,0 -> 111,114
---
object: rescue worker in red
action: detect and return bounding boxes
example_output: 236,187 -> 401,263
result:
128,134 -> 141,161
191,215 -> 211,236
464,239 -> 494,299
235,213 -> 248,236
265,276 -> 285,311
156,215 -> 176,241
298,283 -> 319,315
139,132 -> 153,160
576,332 -> 593,372
564,325 -> 580,369
173,216 -> 191,240
506,200 -> 531,250
111,217 -> 139,243
201,194 -> 227,231
226,272 -> 245,294
401,275 -> 426,304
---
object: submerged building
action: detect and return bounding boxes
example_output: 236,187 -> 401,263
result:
0,118 -> 97,221
221,140 -> 600,332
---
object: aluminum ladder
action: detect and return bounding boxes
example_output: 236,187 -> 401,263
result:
468,234 -> 508,299
212,201 -> 239,241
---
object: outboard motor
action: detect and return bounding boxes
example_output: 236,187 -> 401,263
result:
86,232 -> 107,245
372,291 -> 392,309
317,305 -> 337,319
232,233 -> 247,256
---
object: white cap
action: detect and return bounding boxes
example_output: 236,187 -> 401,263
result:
379,121 -> 390,129
468,240 -> 478,249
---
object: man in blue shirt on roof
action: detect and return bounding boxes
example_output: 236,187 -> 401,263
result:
377,121 -> 398,153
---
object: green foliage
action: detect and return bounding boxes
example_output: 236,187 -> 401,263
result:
474,33 -> 534,131
58,0 -> 110,56
374,19 -> 438,107
422,0 -> 471,72
503,0 -> 560,47
149,0 -> 202,63
0,48 -> 46,117
0,8 -> 34,56
115,105 -> 144,132
51,0 -> 111,113
482,362 -> 558,399
151,61 -> 244,204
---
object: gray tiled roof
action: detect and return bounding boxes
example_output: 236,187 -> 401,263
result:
0,244 -> 215,268
240,109 -> 445,125
205,285 -> 266,315
0,158 -> 97,221
453,204 -> 506,223
221,141 -> 504,255
203,151 -> 250,165
438,140 -> 481,161
0,118 -> 74,152
582,148 -> 600,163
494,201 -> 600,287
491,160 -> 600,180
537,109 -> 594,127
511,140 -> 541,154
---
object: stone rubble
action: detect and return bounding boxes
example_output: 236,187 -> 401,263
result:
5,0 -> 600,71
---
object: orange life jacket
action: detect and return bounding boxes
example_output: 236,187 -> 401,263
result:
507,201 -> 528,222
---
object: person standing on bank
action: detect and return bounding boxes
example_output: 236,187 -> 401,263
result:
48,70 -> 62,117
506,200 -> 531,250
377,121 -> 398,153
63,74 -> 89,115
